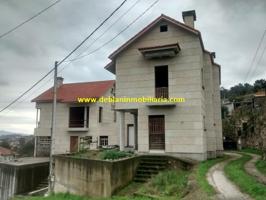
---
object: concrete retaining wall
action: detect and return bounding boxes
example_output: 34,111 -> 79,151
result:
0,159 -> 49,200
54,155 -> 139,197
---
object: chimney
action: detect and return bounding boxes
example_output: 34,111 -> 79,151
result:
182,10 -> 196,28
56,77 -> 64,88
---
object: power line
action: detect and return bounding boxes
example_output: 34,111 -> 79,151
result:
68,0 -> 159,62
0,69 -> 54,113
67,0 -> 141,62
249,42 -> 266,80
57,0 -> 128,66
0,0 -> 62,40
0,0 -> 128,113
244,30 -> 266,82
1,0 -> 159,115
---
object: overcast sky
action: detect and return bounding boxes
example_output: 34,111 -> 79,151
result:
0,0 -> 265,134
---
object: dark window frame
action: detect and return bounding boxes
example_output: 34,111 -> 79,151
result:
160,25 -> 168,32
154,65 -> 169,98
99,106 -> 103,123
99,136 -> 108,146
69,106 -> 89,128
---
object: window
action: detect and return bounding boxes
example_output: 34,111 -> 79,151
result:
38,136 -> 51,146
99,106 -> 103,123
100,136 -> 108,146
160,25 -> 168,32
36,108 -> 41,127
155,66 -> 169,98
69,107 -> 89,128
113,111 -> 116,122
201,68 -> 205,90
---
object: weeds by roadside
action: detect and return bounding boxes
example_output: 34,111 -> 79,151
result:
224,153 -> 266,200
196,156 -> 227,195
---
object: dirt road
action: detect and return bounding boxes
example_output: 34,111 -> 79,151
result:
207,153 -> 252,200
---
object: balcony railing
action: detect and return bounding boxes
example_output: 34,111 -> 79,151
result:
155,87 -> 169,98
69,120 -> 88,128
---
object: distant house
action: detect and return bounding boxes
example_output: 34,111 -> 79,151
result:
0,146 -> 14,161
32,10 -> 223,160
222,99 -> 234,116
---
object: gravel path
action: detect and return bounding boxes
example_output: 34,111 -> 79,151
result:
244,153 -> 266,184
207,153 -> 252,200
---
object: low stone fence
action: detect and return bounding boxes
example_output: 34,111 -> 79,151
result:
54,155 -> 140,197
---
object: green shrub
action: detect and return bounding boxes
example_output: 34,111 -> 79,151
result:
241,148 -> 262,155
100,150 -> 133,160
256,159 -> 266,175
141,170 -> 188,197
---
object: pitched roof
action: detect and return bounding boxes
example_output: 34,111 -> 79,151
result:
105,14 -> 220,74
0,146 -> 13,156
32,80 -> 115,103
108,14 -> 200,60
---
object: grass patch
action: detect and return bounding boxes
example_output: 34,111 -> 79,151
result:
256,159 -> 266,175
224,153 -> 266,200
14,193 -> 151,200
71,149 -> 134,160
138,169 -> 189,199
73,150 -> 102,159
196,156 -> 227,195
241,148 -> 262,155
241,148 -> 266,176
99,149 -> 134,160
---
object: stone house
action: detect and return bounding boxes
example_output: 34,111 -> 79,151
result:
0,146 -> 14,161
32,10 -> 222,160
32,80 -> 133,156
105,10 -> 222,160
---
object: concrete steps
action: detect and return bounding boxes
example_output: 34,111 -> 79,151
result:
134,156 -> 168,182
27,178 -> 48,196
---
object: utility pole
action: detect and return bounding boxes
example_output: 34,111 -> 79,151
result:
48,61 -> 58,194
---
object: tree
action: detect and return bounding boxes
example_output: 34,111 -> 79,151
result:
221,105 -> 229,119
255,101 -> 266,160
0,139 -> 11,149
17,138 -> 34,157
253,79 -> 266,92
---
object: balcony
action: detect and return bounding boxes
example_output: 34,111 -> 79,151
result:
139,43 -> 180,59
146,87 -> 176,107
155,87 -> 169,98
68,120 -> 89,132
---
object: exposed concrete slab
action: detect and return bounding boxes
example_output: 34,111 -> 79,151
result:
0,157 -> 49,166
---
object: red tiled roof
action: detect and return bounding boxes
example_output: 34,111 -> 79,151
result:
0,146 -> 13,156
32,80 -> 115,103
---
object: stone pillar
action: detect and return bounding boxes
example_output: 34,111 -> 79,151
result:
118,111 -> 125,151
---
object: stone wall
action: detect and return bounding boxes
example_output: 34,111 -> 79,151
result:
54,155 -> 140,197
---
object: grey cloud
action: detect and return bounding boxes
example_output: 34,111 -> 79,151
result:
0,0 -> 266,133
